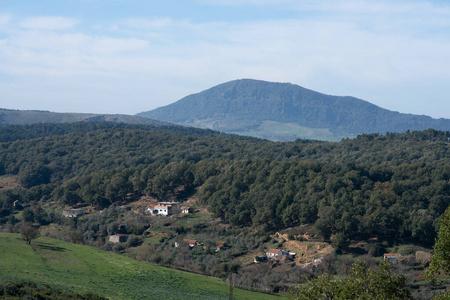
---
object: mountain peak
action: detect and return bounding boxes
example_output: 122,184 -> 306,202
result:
137,79 -> 450,141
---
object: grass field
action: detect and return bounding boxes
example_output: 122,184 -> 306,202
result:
0,233 -> 285,300
233,121 -> 352,142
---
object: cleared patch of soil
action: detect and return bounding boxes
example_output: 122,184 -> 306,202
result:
0,175 -> 20,189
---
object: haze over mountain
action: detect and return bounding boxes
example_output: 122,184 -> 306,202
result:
138,79 -> 450,141
0,108 -> 170,127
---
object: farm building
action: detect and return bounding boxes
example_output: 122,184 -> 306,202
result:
62,209 -> 84,218
109,234 -> 129,243
216,241 -> 227,252
147,202 -> 181,216
384,253 -> 400,264
180,206 -> 192,214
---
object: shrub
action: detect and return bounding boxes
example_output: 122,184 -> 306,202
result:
415,251 -> 432,267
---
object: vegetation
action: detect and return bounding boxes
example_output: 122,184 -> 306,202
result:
0,108 -> 167,127
0,120 -> 252,143
0,122 -> 449,297
0,233 -> 281,300
0,126 -> 448,244
0,280 -> 107,299
19,222 -> 40,244
290,260 -> 412,299
427,206 -> 450,280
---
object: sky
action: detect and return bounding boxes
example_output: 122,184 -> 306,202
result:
0,0 -> 449,119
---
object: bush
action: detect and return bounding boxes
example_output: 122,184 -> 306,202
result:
415,251 -> 432,267
332,233 -> 349,254
366,243 -> 385,257
398,245 -> 415,256
398,254 -> 416,266
112,244 -> 124,253
126,235 -> 142,248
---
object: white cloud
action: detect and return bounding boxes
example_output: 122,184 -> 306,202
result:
1,1 -> 450,118
0,14 -> 10,26
19,16 -> 78,31
119,17 -> 176,30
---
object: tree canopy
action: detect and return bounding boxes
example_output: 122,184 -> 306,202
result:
427,205 -> 450,280
290,261 -> 412,300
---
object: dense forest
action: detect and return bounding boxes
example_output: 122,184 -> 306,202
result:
0,121 -> 251,143
0,122 -> 448,248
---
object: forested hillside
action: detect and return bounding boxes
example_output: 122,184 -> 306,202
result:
0,121 -> 253,143
0,123 -> 448,247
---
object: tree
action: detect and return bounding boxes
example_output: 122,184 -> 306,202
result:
19,223 -> 40,245
21,207 -> 35,223
331,233 -> 349,254
290,260 -> 412,300
19,165 -> 52,188
426,206 -> 450,280
222,262 -> 241,300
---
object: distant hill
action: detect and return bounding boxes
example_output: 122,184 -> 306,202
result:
0,108 -> 170,126
137,79 -> 450,141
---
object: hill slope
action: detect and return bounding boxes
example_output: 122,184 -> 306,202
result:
0,108 -> 170,126
0,233 -> 280,300
137,79 -> 450,141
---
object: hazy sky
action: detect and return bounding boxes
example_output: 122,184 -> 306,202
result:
1,0 -> 449,118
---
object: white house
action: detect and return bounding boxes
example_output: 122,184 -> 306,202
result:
62,209 -> 84,218
147,205 -> 173,216
266,249 -> 280,258
147,202 -> 182,216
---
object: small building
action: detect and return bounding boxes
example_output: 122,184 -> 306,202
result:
147,202 -> 180,216
62,209 -> 84,218
313,257 -> 324,265
266,249 -> 280,258
266,249 -> 295,260
384,253 -> 400,264
159,202 -> 180,211
109,234 -> 128,243
216,241 -> 227,252
183,239 -> 200,248
147,205 -> 173,216
181,206 -> 192,214
13,200 -> 22,208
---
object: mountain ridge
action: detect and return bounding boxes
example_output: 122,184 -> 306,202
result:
0,108 -> 171,127
137,79 -> 450,141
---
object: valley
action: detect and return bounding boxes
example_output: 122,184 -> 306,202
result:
0,122 -> 449,298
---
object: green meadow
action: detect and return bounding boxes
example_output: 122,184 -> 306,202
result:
0,233 -> 284,300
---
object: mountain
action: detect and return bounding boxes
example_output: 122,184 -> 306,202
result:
137,79 -> 450,141
0,108 -> 170,126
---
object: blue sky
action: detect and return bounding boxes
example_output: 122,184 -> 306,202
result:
1,0 -> 450,118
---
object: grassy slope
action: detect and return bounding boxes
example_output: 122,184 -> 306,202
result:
232,120 -> 351,142
0,233 -> 283,300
